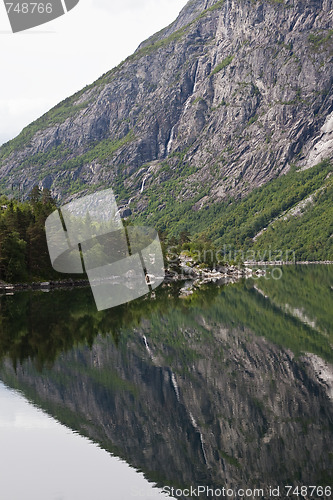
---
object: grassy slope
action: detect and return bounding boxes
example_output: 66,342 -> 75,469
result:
135,159 -> 332,261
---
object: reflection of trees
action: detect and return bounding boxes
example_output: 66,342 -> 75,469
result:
0,273 -> 332,494
0,283 -> 199,369
0,289 -> 98,369
249,265 -> 333,337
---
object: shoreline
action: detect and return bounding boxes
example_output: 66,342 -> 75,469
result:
244,260 -> 333,266
0,279 -> 90,293
0,261 -> 332,294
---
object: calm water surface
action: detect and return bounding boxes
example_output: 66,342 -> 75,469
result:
0,265 -> 332,499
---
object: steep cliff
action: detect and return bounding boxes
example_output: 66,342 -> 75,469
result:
0,0 -> 332,217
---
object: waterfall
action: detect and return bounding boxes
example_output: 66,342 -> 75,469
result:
140,175 -> 148,193
139,165 -> 154,194
166,125 -> 176,155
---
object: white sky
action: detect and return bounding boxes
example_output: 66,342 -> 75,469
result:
0,0 -> 188,146
0,382 -> 174,500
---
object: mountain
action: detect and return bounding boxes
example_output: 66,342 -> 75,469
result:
0,0 -> 332,256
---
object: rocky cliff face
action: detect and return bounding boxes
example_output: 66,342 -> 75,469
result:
0,0 -> 332,214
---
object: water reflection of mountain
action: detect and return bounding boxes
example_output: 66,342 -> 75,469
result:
0,266 -> 332,496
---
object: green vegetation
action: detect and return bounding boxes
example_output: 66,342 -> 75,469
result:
132,24 -> 191,58
9,131 -> 133,173
211,160 -> 333,260
251,177 -> 333,261
136,159 -> 332,262
0,187 -> 63,282
248,114 -> 258,125
0,159 -> 331,285
0,281 -> 195,368
0,130 -> 135,199
141,0 -> 225,55
219,451 -> 241,468
211,55 -> 234,75
80,131 -> 135,162
192,96 -> 205,105
308,29 -> 333,50
251,265 -> 333,336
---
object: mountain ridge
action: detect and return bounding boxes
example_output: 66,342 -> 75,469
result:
0,0 -> 332,253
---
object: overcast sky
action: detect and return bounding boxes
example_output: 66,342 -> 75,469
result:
0,0 -> 188,146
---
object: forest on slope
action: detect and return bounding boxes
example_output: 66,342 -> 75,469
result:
0,158 -> 331,284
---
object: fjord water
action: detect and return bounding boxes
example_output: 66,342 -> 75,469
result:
0,265 -> 332,499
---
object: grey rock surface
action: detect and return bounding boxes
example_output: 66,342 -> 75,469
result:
0,0 -> 332,211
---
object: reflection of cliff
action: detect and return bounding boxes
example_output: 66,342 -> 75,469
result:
1,267 -> 332,369
1,297 -> 332,495
251,265 -> 333,340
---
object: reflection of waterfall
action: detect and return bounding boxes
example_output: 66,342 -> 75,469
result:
142,335 -> 153,357
170,371 -> 207,463
171,372 -> 180,401
166,125 -> 175,155
170,370 -> 208,464
189,411 -> 208,465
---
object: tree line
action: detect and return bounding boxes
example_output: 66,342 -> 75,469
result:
0,186 -> 58,282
